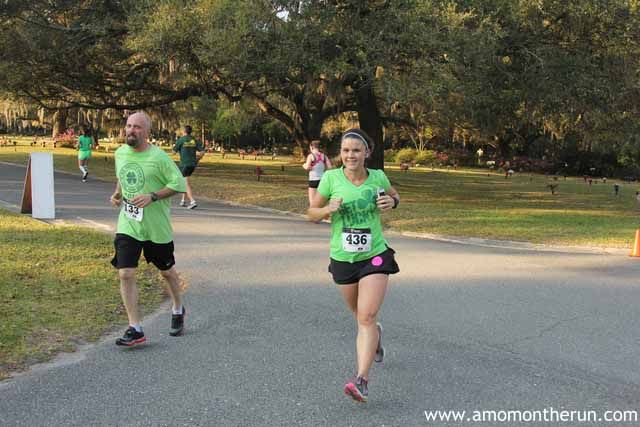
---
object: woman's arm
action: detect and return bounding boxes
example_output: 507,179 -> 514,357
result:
307,192 -> 342,222
376,185 -> 400,212
302,153 -> 313,171
324,155 -> 333,170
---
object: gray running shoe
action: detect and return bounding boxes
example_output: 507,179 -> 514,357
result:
179,200 -> 187,207
169,306 -> 185,336
188,200 -> 197,209
375,322 -> 385,363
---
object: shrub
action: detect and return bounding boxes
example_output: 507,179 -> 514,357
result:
384,149 -> 396,163
414,150 -> 437,165
436,151 -> 449,165
395,148 -> 417,164
54,129 -> 76,148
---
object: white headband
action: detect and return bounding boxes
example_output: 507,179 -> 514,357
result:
342,132 -> 369,152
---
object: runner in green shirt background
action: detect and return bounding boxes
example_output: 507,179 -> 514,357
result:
109,112 -> 188,347
76,126 -> 95,182
173,125 -> 205,209
308,128 -> 400,404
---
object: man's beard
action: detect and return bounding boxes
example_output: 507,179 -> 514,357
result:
126,135 -> 140,147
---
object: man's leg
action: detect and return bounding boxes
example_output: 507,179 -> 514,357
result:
115,267 -> 146,346
185,176 -> 194,203
159,266 -> 183,312
119,267 -> 140,325
160,266 -> 185,336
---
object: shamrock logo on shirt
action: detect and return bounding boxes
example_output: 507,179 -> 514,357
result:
126,172 -> 137,185
120,162 -> 145,195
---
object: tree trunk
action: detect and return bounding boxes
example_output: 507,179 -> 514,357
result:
355,82 -> 384,170
52,109 -> 68,137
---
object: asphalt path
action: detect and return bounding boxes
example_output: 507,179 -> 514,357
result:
2,161 -> 640,426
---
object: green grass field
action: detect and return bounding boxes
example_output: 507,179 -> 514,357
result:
0,209 -> 166,379
2,136 -> 640,247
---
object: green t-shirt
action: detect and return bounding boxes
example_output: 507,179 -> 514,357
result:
115,144 -> 186,243
317,167 -> 391,262
173,135 -> 203,167
78,135 -> 93,152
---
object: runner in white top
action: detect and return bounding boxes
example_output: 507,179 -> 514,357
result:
302,140 -> 333,206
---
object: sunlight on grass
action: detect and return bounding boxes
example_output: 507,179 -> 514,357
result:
2,140 -> 640,247
0,209 -> 165,379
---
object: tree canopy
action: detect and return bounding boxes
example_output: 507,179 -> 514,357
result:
1,0 -> 639,171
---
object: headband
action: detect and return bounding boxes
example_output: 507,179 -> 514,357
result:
341,132 -> 369,152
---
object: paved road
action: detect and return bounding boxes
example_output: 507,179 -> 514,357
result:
2,162 -> 640,426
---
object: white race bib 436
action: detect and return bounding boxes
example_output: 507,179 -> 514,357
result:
342,228 -> 372,252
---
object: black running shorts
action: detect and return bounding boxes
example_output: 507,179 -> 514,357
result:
181,165 -> 196,177
111,233 -> 175,271
328,247 -> 399,285
308,180 -> 320,188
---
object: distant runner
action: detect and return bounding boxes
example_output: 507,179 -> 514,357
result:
77,126 -> 95,182
173,125 -> 205,209
302,140 -> 332,207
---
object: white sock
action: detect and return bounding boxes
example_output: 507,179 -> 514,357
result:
79,166 -> 86,174
172,306 -> 183,315
131,324 -> 142,332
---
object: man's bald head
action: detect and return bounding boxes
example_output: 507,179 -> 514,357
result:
125,112 -> 152,148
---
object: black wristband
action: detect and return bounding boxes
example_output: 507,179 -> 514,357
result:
392,195 -> 399,209
150,192 -> 159,202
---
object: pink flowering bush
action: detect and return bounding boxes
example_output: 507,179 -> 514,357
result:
54,129 -> 76,148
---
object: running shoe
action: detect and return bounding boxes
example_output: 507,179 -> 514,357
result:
375,322 -> 385,363
179,200 -> 187,207
115,327 -> 146,347
169,306 -> 186,336
188,200 -> 197,209
344,375 -> 368,403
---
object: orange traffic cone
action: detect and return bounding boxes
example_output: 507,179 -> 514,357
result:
631,229 -> 640,257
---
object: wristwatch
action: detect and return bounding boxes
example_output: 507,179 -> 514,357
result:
150,192 -> 159,202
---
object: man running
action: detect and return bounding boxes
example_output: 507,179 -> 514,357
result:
109,112 -> 187,346
173,125 -> 205,209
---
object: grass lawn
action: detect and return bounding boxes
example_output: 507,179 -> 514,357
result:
0,209 -> 166,380
2,137 -> 640,247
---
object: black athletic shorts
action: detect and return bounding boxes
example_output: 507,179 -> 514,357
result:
181,165 -> 196,177
328,247 -> 399,285
111,233 -> 175,271
308,180 -> 320,188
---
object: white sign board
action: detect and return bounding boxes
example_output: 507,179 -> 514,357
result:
21,152 -> 56,219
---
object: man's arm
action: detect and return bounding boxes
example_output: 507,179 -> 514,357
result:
196,140 -> 205,161
130,188 -> 178,208
110,181 -> 122,207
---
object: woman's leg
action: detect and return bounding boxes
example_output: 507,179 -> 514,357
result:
308,187 -> 317,206
339,283 -> 358,315
355,274 -> 388,379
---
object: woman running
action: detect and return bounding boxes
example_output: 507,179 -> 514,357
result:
307,128 -> 400,403
76,126 -> 95,182
302,140 -> 332,206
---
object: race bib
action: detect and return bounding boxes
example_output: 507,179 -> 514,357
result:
342,228 -> 372,253
123,199 -> 143,222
